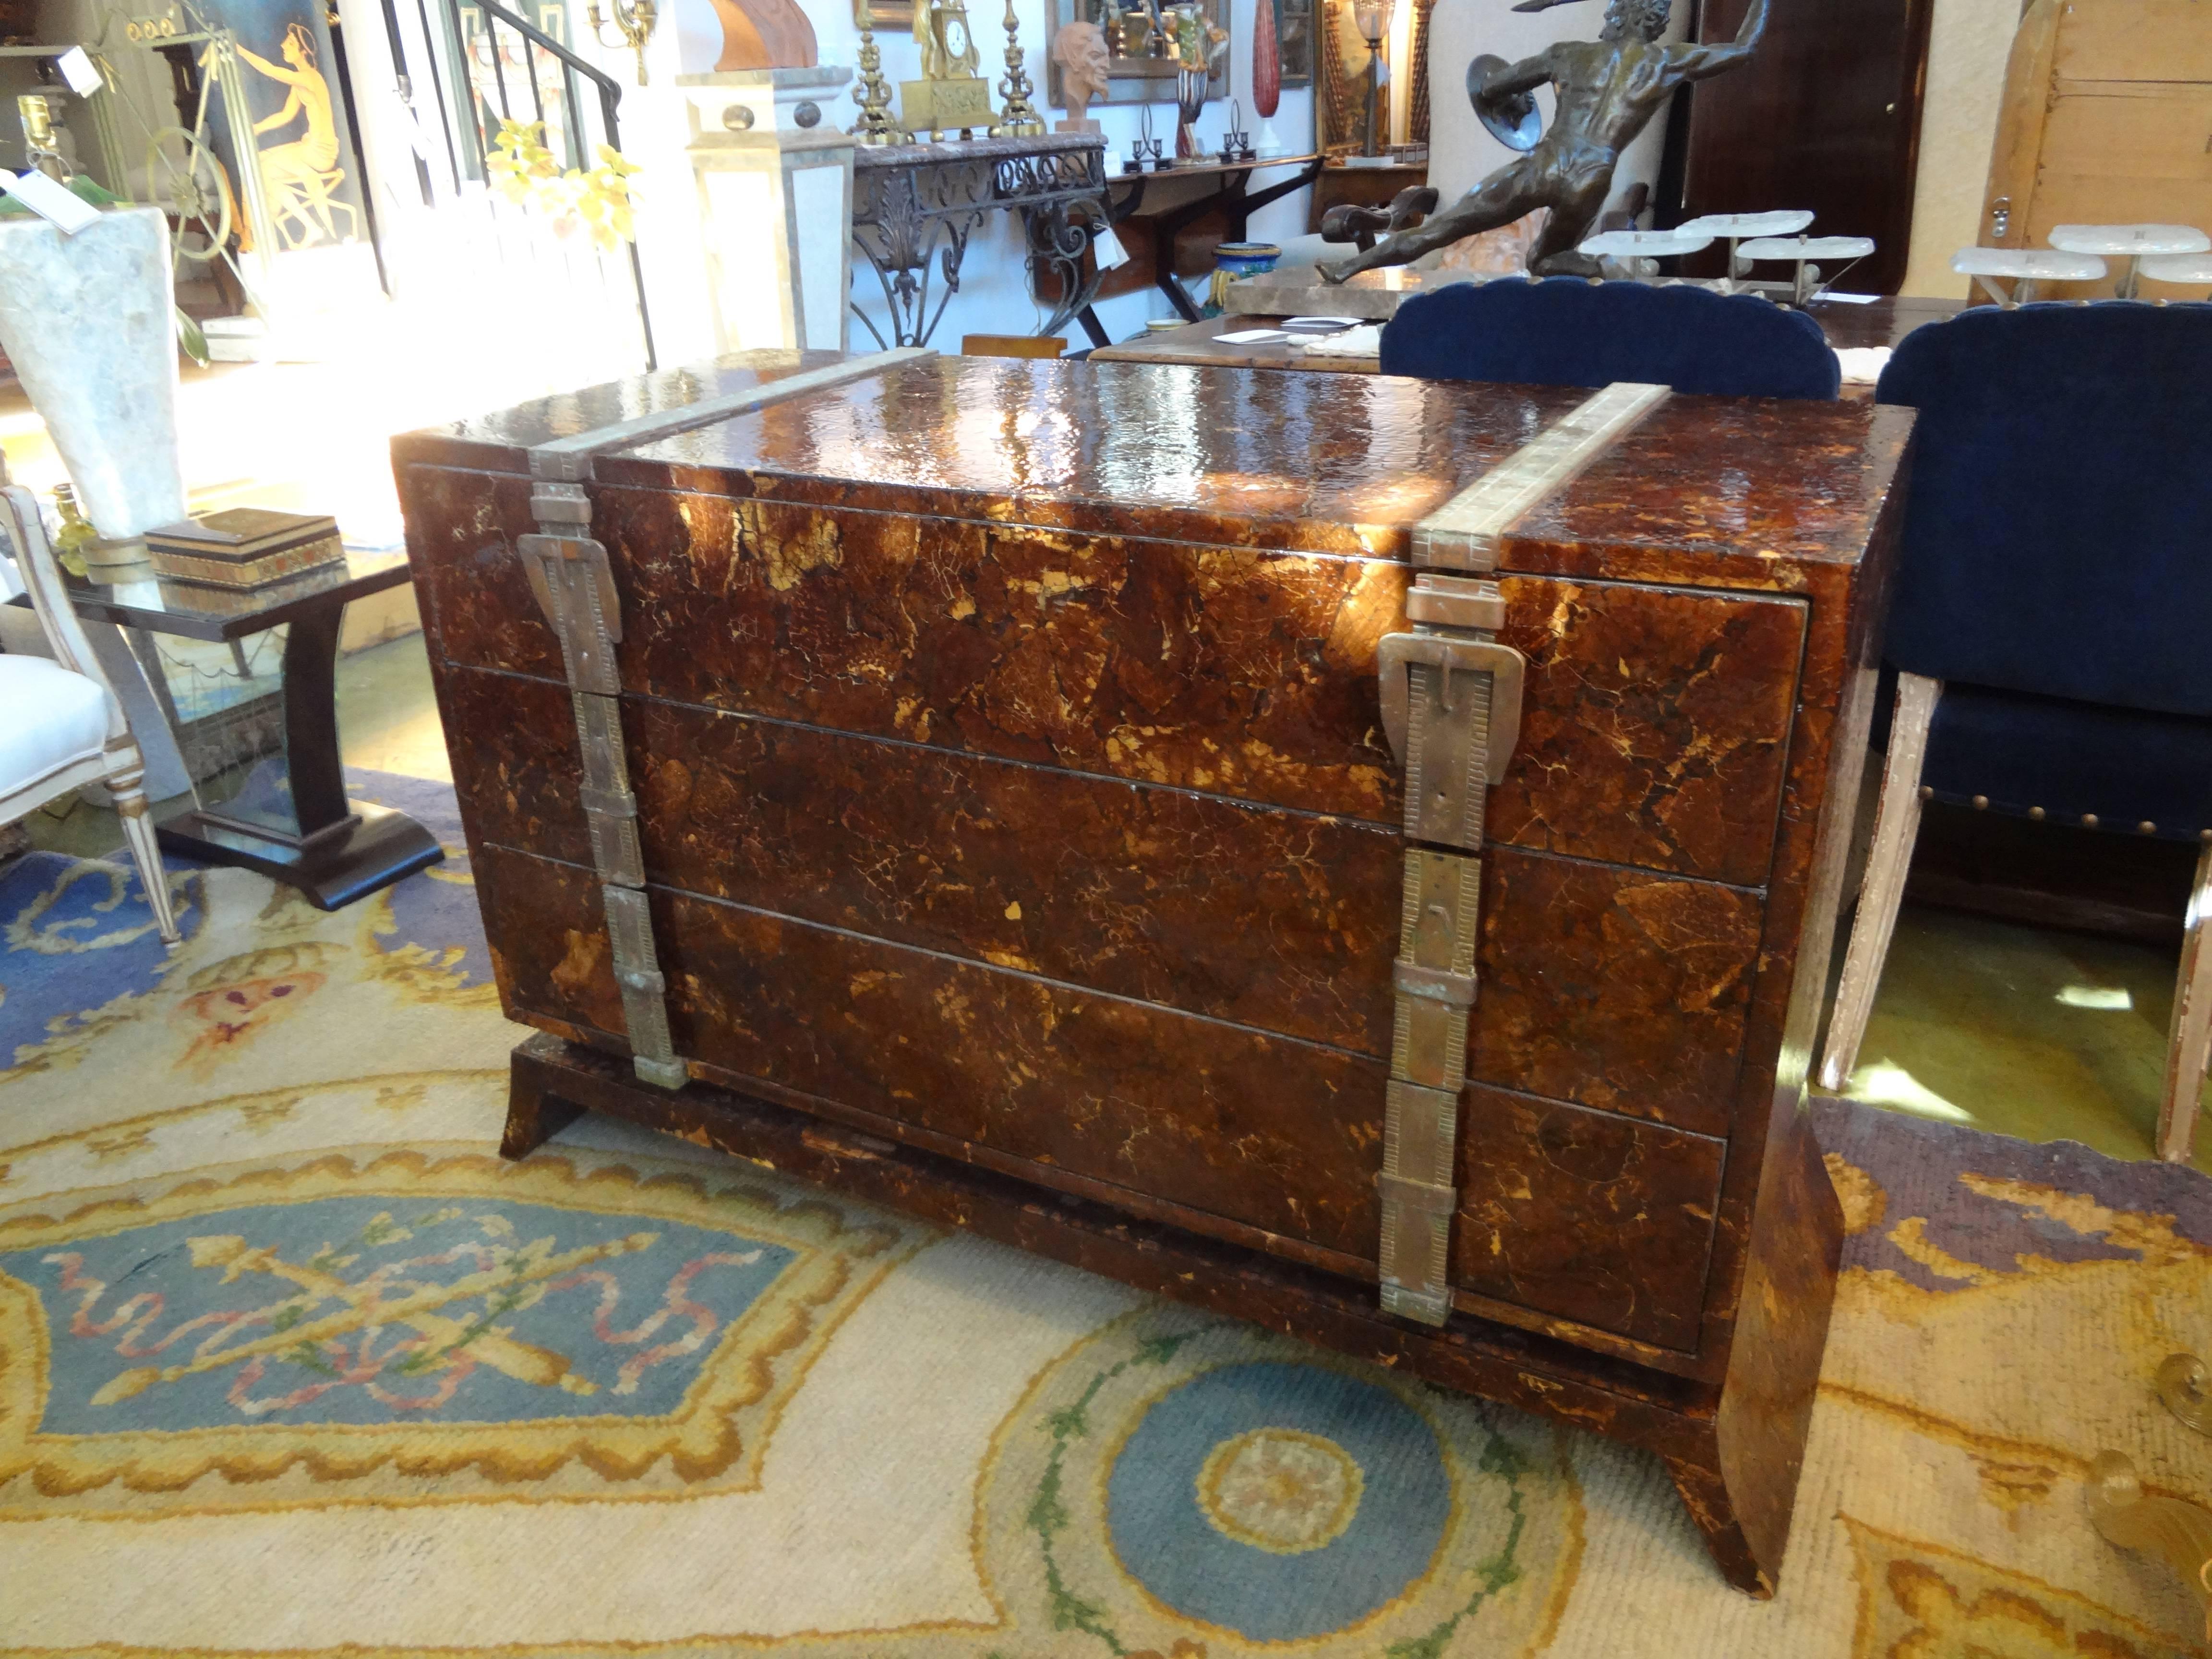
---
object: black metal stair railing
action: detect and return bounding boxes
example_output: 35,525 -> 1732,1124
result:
442,0 -> 656,369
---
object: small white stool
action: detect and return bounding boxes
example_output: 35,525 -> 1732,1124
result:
1738,234 -> 1876,303
2047,224 -> 2210,298
1951,246 -> 2106,306
2140,252 -> 2212,291
1576,228 -> 1714,276
1678,210 -> 1815,287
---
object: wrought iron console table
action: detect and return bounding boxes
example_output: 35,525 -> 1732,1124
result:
851,133 -> 1112,350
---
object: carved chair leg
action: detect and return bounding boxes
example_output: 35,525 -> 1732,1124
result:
108,750 -> 179,948
2088,1451 -> 2212,1643
1818,673 -> 1941,1092
2156,837 -> 2212,1162
503,1038 -> 588,1160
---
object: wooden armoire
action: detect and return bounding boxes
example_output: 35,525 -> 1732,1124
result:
1981,0 -> 2212,301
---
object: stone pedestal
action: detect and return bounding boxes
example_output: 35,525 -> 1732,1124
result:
680,67 -> 855,354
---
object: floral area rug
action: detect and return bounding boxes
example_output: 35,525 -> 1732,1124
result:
1,771 -> 2209,1658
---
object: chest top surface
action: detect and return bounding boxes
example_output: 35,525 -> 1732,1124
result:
399,352 -> 1912,578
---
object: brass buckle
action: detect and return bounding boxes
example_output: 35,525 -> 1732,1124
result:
1377,633 -> 1525,780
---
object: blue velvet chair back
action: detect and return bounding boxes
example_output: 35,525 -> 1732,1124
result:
1377,276 -> 1842,400
1875,302 -> 2212,720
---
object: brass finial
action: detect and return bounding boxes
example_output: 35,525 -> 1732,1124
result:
851,0 -> 911,145
990,0 -> 1046,136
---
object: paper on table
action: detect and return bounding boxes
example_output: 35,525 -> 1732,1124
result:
1281,316 -> 1360,328
1834,346 -> 1891,384
1216,328 -> 1294,344
1817,292 -> 1879,305
55,47 -> 102,96
2,170 -> 100,234
1299,323 -> 1383,357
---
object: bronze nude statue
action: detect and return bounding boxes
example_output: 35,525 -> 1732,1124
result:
1318,0 -> 1767,283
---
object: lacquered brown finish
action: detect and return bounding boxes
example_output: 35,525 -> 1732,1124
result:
399,350 -> 1910,1596
504,1030 -> 1799,1595
1489,576 -> 1804,886
1468,853 -> 1763,1134
474,841 -> 1391,1261
447,664 -> 1766,1132
474,832 -> 1745,1347
1454,1085 -> 1725,1352
388,349 -> 849,476
625,697 -> 1405,1057
418,482 -> 1817,884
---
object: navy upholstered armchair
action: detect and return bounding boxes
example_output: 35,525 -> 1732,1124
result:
1377,276 -> 1842,399
1818,301 -> 2212,1160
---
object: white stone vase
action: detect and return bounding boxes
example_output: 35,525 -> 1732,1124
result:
0,206 -> 187,571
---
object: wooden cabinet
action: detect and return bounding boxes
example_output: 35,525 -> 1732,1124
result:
395,349 -> 1910,1597
1668,0 -> 1937,295
1982,0 -> 2212,300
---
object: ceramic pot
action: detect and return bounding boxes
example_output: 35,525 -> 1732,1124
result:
0,206 -> 187,571
1206,239 -> 1281,313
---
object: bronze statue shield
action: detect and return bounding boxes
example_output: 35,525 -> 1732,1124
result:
1467,54 -> 1541,151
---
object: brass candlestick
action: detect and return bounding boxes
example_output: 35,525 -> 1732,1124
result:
991,0 -> 1045,136
851,0 -> 911,144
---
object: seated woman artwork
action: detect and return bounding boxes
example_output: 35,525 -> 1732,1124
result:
239,22 -> 357,249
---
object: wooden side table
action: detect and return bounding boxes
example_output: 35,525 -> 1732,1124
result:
1308,159 -> 1426,234
36,552 -> 443,910
1091,154 -> 1326,325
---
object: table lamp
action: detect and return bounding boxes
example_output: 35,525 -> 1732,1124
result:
1352,0 -> 1393,157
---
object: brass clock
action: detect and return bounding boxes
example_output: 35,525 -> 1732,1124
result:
903,0 -> 995,134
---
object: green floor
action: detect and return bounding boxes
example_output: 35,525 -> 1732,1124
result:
24,631 -> 2212,1174
1836,905 -> 2206,1174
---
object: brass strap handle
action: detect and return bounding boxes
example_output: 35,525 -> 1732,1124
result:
511,349 -> 937,1095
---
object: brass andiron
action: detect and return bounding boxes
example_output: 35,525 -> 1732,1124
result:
992,0 -> 1045,135
851,0 -> 910,144
587,0 -> 658,83
2159,1352 -> 2212,1436
2087,1451 -> 2212,1643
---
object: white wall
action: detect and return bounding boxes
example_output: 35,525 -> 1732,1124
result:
1900,0 -> 2021,298
1426,0 -> 1681,218
732,0 -> 1317,349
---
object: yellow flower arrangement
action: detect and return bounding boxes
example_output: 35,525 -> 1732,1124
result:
485,119 -> 639,252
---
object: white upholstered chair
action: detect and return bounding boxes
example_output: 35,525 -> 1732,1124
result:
0,458 -> 180,946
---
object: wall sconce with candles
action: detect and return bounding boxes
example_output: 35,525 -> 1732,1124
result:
588,0 -> 659,83
1350,0 -> 1392,156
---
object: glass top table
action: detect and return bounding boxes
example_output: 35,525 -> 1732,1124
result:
15,550 -> 440,909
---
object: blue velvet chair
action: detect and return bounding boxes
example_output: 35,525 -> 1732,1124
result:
1817,301 -> 2212,1160
1377,276 -> 1843,399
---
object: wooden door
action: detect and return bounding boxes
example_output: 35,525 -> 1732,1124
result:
1664,0 -> 1937,296
1983,0 -> 2212,301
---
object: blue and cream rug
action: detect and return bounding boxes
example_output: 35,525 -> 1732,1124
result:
2,772 -> 2209,1656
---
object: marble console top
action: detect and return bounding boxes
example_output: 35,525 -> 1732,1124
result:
855,132 -> 1107,168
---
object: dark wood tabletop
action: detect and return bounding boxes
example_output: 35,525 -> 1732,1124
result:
1091,293 -> 1968,375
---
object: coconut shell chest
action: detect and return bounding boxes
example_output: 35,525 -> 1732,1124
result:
393,349 -> 1909,1595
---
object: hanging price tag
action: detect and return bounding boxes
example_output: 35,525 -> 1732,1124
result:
1,171 -> 100,235
1094,223 -> 1130,272
56,48 -> 104,97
